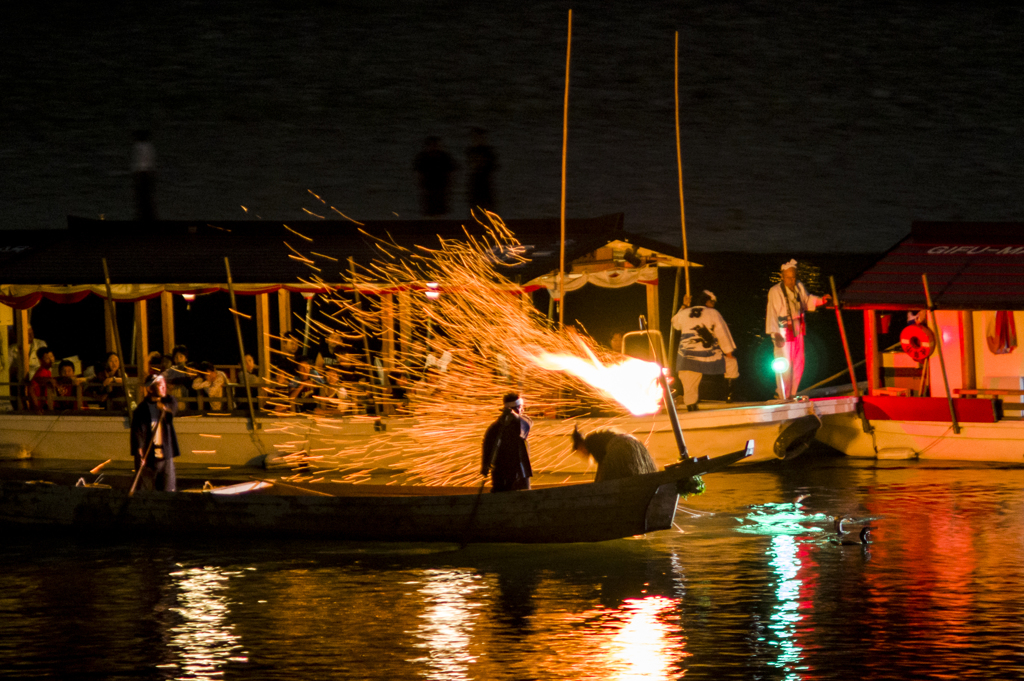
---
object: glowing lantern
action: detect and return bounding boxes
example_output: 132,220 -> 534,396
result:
771,356 -> 790,374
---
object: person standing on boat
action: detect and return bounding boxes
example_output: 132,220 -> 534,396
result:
671,291 -> 737,411
766,260 -> 830,399
481,392 -> 533,492
130,373 -> 180,492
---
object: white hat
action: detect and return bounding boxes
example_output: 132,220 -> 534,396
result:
703,290 -> 716,302
781,259 -> 798,271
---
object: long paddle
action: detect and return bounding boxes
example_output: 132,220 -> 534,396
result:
462,410 -> 514,547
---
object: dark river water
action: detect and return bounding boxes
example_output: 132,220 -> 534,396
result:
3,451 -> 1023,680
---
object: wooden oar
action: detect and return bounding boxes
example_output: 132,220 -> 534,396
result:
462,411 -> 513,547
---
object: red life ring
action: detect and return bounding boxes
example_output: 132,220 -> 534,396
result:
900,323 -> 936,363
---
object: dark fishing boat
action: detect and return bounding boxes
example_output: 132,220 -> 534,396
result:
0,444 -> 750,544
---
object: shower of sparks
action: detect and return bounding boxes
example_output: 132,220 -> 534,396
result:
260,211 -> 659,486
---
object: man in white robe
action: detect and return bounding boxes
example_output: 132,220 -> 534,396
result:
672,291 -> 737,411
766,260 -> 830,399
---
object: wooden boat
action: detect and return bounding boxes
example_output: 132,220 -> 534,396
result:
0,445 -> 751,543
815,222 -> 1024,461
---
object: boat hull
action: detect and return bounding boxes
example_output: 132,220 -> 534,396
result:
0,399 -> 852,469
817,409 -> 1024,462
0,449 -> 748,544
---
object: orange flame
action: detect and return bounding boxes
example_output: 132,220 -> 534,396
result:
523,348 -> 664,415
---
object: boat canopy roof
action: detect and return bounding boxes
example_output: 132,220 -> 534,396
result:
0,214 -> 700,309
840,221 -> 1024,311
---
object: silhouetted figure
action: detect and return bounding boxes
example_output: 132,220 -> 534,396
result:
465,127 -> 498,213
413,136 -> 457,217
132,129 -> 157,222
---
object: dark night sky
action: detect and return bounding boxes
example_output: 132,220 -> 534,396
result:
3,1 -> 1023,251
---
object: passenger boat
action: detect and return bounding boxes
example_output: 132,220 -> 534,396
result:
815,221 -> 1024,461
0,216 -> 841,470
0,445 -> 751,543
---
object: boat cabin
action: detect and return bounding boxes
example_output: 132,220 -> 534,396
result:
0,213 -> 697,414
840,221 -> 1024,422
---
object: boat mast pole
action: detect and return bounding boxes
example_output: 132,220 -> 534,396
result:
224,258 -> 259,429
641,315 -> 688,459
101,258 -> 134,419
674,31 -> 691,307
922,274 -> 961,434
829,276 -> 860,397
558,9 -> 572,330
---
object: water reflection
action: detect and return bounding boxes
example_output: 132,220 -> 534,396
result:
166,566 -> 248,679
766,535 -> 805,681
412,568 -> 483,680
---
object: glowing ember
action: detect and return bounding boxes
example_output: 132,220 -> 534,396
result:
255,209 -> 661,486
525,351 -> 663,415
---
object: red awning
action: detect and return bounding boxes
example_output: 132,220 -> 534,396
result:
840,222 -> 1024,310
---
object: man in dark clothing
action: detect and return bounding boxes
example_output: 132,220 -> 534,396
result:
481,392 -> 533,492
466,127 -> 498,213
414,136 -> 457,217
129,373 -> 180,492
570,426 -> 657,482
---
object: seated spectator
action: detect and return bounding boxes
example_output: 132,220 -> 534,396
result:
146,350 -> 164,376
288,355 -> 323,413
234,352 -> 262,407
54,359 -> 87,409
317,366 -> 351,413
192,360 -> 229,411
26,347 -> 56,411
273,330 -> 303,378
87,351 -> 125,409
163,344 -> 193,403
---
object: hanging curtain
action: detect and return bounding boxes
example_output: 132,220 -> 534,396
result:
986,311 -> 1018,354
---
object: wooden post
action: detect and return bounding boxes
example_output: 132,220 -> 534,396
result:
160,291 -> 175,354
960,310 -> 976,391
381,293 -> 395,368
923,274 -> 961,434
225,258 -> 259,430
255,293 -> 271,379
864,310 -> 881,395
398,290 -> 412,365
15,309 -> 30,380
645,282 -> 660,339
829,276 -> 860,397
135,300 -> 149,377
101,259 -> 134,417
277,288 -> 291,336
104,301 -> 116,353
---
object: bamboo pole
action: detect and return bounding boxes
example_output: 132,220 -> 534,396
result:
922,274 -> 960,434
674,31 -> 690,305
350,257 -> 385,428
558,9 -> 572,329
224,258 -> 258,430
829,276 -> 859,397
101,259 -> 134,418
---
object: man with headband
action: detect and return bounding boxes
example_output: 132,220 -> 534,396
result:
671,290 -> 737,410
129,373 -> 181,492
481,392 -> 533,492
766,260 -> 830,399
